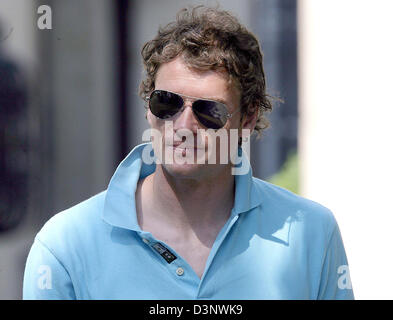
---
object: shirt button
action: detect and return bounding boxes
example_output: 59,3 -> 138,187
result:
142,238 -> 150,244
176,267 -> 184,276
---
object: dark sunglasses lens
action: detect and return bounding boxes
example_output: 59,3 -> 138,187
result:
193,100 -> 228,129
149,90 -> 183,119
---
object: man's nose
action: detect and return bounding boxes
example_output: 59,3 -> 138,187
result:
173,102 -> 199,133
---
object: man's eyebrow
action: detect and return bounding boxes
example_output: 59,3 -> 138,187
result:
172,90 -> 229,105
202,96 -> 228,104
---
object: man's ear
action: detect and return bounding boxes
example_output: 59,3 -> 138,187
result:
240,107 -> 259,133
146,109 -> 153,125
237,108 -> 258,146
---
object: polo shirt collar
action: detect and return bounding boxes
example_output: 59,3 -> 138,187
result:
102,143 -> 263,230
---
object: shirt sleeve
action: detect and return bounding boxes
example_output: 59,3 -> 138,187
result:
317,222 -> 355,300
23,238 -> 76,300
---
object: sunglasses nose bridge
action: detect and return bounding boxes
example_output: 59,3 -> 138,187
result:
173,99 -> 200,132
181,96 -> 195,109
177,97 -> 198,118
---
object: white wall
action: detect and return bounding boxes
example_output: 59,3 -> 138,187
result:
298,0 -> 393,299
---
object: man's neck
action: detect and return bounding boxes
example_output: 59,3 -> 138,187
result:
136,164 -> 235,243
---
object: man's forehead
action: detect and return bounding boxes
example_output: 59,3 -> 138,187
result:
155,57 -> 240,103
156,57 -> 228,80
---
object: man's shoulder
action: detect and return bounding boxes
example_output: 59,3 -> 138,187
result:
35,190 -> 109,251
252,177 -> 337,232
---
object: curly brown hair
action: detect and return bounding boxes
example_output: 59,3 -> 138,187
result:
139,5 -> 273,135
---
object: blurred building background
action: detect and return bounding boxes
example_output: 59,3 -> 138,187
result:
0,0 -> 391,299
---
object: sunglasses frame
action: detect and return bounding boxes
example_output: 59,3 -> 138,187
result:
146,89 -> 241,129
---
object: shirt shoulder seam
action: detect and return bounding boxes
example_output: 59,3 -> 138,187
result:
35,237 -> 74,282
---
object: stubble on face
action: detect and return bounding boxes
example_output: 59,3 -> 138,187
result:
147,56 -> 242,182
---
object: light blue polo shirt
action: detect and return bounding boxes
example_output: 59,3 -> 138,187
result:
23,143 -> 354,299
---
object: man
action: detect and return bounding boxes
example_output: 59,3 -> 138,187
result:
23,6 -> 354,299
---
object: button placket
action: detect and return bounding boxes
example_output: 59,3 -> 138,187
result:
137,233 -> 200,289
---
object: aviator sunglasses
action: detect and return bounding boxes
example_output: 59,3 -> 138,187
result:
147,90 -> 240,130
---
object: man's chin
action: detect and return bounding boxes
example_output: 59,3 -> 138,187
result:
161,162 -> 208,180
156,146 -> 231,179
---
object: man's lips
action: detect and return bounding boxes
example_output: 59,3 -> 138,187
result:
163,136 -> 206,150
167,141 -> 205,149
170,143 -> 203,150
